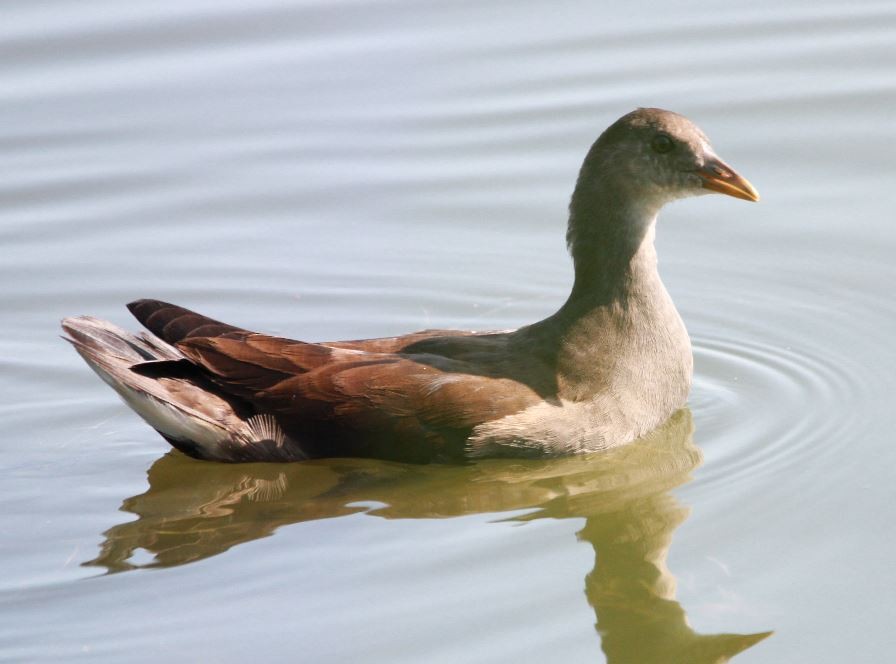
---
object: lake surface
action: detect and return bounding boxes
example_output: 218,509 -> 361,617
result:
2,0 -> 895,661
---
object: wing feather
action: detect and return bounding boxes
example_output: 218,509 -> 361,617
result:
126,299 -> 545,460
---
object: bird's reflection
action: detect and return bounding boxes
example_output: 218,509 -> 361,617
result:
87,409 -> 771,662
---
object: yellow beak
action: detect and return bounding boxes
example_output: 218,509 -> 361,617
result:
698,156 -> 760,202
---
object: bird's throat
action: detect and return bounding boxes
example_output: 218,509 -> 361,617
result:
564,203 -> 661,310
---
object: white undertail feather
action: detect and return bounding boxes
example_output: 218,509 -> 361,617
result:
246,413 -> 288,449
61,316 -> 298,461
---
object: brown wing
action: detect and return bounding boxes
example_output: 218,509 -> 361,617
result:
323,328 -> 477,354
128,299 -> 542,461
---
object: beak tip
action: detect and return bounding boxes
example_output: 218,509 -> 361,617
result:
698,161 -> 760,203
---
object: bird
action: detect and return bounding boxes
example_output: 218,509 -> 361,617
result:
62,108 -> 758,464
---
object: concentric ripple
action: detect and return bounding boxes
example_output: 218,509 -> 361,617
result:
688,327 -> 874,492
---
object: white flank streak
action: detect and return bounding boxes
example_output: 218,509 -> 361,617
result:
246,413 -> 287,448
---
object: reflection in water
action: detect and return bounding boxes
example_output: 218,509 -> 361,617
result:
88,410 -> 770,662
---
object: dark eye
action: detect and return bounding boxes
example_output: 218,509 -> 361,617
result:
651,134 -> 674,154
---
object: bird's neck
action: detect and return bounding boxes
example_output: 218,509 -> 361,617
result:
519,189 -> 666,354
517,179 -> 692,408
517,186 -> 688,404
560,184 -> 663,313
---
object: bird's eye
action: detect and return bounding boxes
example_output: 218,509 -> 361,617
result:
651,134 -> 674,154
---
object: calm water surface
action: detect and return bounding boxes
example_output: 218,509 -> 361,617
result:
2,1 -> 895,662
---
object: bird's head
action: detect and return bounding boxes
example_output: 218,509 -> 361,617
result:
578,107 -> 759,213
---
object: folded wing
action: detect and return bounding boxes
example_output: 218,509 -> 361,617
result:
122,299 -> 542,461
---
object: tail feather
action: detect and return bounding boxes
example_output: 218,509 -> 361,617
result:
62,315 -> 179,363
127,299 -> 247,346
62,316 -> 304,462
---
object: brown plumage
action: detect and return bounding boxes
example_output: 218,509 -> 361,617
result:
62,108 -> 758,463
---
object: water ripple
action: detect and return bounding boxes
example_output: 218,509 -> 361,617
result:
689,330 -> 872,492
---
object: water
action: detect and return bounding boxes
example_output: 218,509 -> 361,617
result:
2,0 -> 895,661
